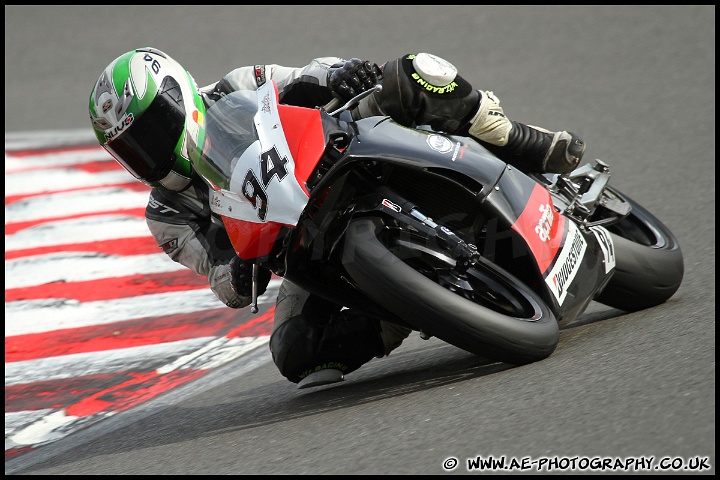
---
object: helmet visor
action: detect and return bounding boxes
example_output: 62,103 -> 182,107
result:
105,76 -> 186,183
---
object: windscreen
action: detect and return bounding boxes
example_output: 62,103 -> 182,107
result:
196,90 -> 259,188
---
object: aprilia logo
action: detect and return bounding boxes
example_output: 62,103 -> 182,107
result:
535,203 -> 554,242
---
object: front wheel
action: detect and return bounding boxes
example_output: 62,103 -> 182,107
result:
594,188 -> 684,311
342,216 -> 559,366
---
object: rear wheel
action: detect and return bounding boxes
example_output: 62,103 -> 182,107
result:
342,216 -> 559,365
594,188 -> 684,311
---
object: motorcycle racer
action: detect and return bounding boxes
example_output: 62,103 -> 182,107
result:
88,48 -> 586,388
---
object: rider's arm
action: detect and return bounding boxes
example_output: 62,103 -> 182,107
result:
144,185 -> 252,309
200,57 -> 344,107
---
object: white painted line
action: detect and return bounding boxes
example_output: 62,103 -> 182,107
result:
5,410 -> 54,436
5,280 -> 281,336
5,252 -> 185,289
6,187 -> 148,224
5,337 -> 219,386
158,335 -> 269,373
4,129 -> 98,151
5,214 -> 150,251
5,170 -> 144,198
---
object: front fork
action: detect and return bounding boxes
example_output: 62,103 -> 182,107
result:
372,184 -> 480,278
368,187 -> 481,341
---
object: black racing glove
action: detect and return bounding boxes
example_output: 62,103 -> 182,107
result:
328,58 -> 383,103
230,256 -> 272,298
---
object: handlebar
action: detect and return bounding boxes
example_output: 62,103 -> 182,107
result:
322,85 -> 382,116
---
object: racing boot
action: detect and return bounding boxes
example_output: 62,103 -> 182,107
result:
466,90 -> 586,174
293,318 -> 411,389
295,316 -> 413,389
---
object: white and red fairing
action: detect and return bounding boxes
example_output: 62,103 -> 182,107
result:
207,81 -> 327,260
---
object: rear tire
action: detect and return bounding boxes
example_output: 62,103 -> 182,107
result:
594,188 -> 684,311
342,216 -> 559,365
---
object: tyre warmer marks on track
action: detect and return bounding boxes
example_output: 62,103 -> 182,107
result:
4,138 -> 276,459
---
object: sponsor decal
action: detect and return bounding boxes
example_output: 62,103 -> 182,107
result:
299,362 -> 348,378
254,65 -> 267,87
381,199 -> 402,212
211,192 -> 222,209
450,142 -> 465,161
148,193 -> 180,214
159,238 -> 179,254
427,134 -> 454,154
261,92 -> 271,114
412,74 -> 458,94
545,222 -> 587,305
511,184 -> 566,273
103,114 -> 134,142
590,225 -> 616,274
535,203 -> 554,242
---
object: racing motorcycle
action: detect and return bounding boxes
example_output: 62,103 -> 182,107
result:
189,78 -> 683,367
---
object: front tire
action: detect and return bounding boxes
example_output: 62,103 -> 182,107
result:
594,188 -> 684,311
342,216 -> 559,365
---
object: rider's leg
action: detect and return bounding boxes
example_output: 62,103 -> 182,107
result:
357,53 -> 586,174
269,279 -> 411,387
464,90 -> 586,174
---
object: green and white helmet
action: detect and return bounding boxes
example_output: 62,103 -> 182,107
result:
89,47 -> 205,191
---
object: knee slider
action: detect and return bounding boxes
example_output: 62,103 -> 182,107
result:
375,53 -> 480,132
